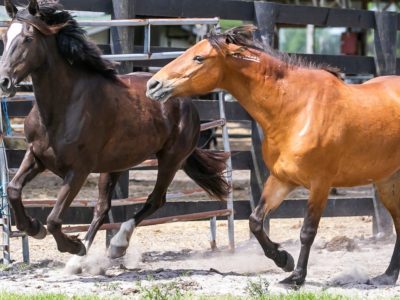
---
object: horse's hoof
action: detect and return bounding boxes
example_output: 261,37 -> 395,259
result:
62,239 -> 86,256
281,251 -> 295,272
32,221 -> 47,240
274,250 -> 294,272
279,271 -> 306,286
367,273 -> 398,286
108,245 -> 127,259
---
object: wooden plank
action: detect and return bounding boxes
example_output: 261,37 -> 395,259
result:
22,189 -> 205,207
272,197 -> 375,218
19,197 -> 375,225
254,2 -> 375,29
374,12 -> 397,76
62,209 -> 232,233
6,149 -> 25,169
6,99 -> 33,118
6,99 -> 251,122
6,149 -> 252,170
133,0 -> 254,21
0,0 -> 113,13
193,100 -> 251,121
133,0 -> 377,29
296,54 -> 376,75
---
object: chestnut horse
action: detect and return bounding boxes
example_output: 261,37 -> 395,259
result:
0,0 -> 229,272
147,25 -> 400,285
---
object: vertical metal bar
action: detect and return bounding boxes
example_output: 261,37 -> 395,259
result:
144,24 -> 151,55
209,216 -> 217,250
0,101 -> 11,264
21,235 -> 29,264
218,91 -> 235,251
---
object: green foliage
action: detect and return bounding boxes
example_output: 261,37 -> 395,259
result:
279,28 -> 306,53
245,277 -> 270,298
220,20 -> 244,32
137,281 -> 185,300
0,292 -> 104,300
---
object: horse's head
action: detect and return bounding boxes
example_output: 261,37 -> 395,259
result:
146,25 -> 261,102
146,37 -> 226,102
0,0 -> 66,96
1,0 -> 43,96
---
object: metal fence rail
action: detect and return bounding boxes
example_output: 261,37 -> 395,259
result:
0,17 -> 219,62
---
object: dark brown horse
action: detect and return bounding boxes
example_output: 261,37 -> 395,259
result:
147,25 -> 400,286
0,0 -> 229,272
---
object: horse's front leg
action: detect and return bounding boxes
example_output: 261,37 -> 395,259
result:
46,171 -> 88,255
108,151 -> 184,259
249,175 -> 297,271
280,183 -> 330,285
7,146 -> 46,238
66,172 -> 122,273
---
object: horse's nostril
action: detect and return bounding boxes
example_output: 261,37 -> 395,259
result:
0,77 -> 10,89
147,79 -> 162,92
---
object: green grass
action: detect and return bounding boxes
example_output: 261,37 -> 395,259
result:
0,290 -> 373,300
0,293 -> 105,300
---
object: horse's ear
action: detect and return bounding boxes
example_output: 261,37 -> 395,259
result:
4,0 -> 18,19
28,0 -> 40,16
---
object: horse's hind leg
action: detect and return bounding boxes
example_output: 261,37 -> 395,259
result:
7,147 -> 46,238
249,175 -> 296,271
368,174 -> 400,285
66,172 -> 121,274
109,150 -> 190,259
46,171 -> 89,255
84,172 -> 122,249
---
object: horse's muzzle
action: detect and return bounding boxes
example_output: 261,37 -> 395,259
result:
0,76 -> 16,97
146,78 -> 172,102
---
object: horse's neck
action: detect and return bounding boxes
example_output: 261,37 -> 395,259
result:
30,57 -> 80,127
221,56 -> 297,139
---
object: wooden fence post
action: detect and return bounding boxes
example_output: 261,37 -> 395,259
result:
111,0 -> 136,74
371,11 -> 396,237
250,121 -> 270,233
254,2 -> 278,48
250,2 -> 278,234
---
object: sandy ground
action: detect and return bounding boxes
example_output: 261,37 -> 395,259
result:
1,215 -> 399,298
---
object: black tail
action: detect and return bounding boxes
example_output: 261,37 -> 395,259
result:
183,148 -> 230,201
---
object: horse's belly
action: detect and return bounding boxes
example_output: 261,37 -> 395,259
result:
331,136 -> 400,186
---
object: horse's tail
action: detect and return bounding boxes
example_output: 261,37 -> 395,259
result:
183,148 -> 230,201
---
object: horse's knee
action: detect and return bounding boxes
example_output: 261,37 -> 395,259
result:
94,202 -> 111,219
300,225 -> 318,246
7,181 -> 21,201
249,213 -> 263,234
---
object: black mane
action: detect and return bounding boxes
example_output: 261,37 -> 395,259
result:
207,25 -> 342,78
15,2 -> 119,80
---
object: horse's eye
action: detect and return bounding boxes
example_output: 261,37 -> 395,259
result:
193,55 -> 204,64
23,36 -> 33,43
